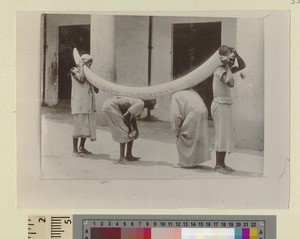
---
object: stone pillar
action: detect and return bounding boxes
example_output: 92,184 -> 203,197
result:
90,15 -> 115,126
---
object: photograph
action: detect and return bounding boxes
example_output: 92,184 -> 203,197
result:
41,14 -> 264,179
2,0 -> 299,237
17,11 -> 289,208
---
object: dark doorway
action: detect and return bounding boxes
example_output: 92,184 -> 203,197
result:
58,25 -> 90,101
173,22 -> 221,118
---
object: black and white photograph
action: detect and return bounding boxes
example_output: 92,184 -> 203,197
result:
17,11 -> 289,208
41,14 -> 264,178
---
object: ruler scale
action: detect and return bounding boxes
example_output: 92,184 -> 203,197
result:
28,215 -> 72,239
28,215 -> 275,239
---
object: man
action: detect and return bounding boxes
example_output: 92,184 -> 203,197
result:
211,45 -> 246,174
169,89 -> 211,168
70,54 -> 99,157
103,96 -> 155,164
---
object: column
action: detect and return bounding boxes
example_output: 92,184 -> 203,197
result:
90,15 -> 115,126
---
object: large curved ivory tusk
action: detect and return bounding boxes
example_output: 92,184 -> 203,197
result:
74,48 -> 222,100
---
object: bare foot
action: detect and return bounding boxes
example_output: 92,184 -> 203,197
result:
116,158 -> 133,165
223,165 -> 235,172
125,155 -> 140,161
172,163 -> 193,168
72,151 -> 83,157
215,166 -> 232,174
172,163 -> 183,168
79,147 -> 92,154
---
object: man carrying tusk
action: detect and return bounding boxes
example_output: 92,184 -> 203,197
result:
211,45 -> 246,174
103,96 -> 156,165
70,54 -> 99,157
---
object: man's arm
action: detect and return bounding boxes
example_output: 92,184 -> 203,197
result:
123,111 -> 132,132
131,118 -> 138,131
222,64 -> 234,87
131,118 -> 139,139
70,58 -> 87,84
231,51 -> 246,74
78,58 -> 87,81
70,67 -> 85,84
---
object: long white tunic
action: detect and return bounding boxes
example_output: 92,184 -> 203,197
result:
169,90 -> 211,167
70,67 -> 97,140
70,67 -> 96,114
211,66 -> 234,153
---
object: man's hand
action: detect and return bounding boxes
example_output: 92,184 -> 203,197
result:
94,87 -> 99,93
226,80 -> 234,88
134,130 -> 139,139
220,57 -> 230,66
78,58 -> 84,67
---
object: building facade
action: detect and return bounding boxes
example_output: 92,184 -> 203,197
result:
42,14 -> 264,151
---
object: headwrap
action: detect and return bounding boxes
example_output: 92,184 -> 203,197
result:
81,54 -> 93,63
219,45 -> 235,65
218,45 -> 232,56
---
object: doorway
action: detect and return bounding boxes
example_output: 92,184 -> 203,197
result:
58,25 -> 90,101
172,22 -> 221,118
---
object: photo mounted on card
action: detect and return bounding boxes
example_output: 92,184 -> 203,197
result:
17,11 -> 290,208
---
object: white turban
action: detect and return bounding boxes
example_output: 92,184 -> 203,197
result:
80,54 -> 93,63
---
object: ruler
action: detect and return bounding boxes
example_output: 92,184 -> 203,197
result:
28,215 -> 72,239
28,215 -> 275,239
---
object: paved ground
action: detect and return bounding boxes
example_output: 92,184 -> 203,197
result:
41,105 -> 264,180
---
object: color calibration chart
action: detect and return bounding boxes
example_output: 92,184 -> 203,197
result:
29,215 -> 276,239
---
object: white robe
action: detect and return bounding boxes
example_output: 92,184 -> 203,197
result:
70,67 -> 97,141
169,90 -> 211,167
103,96 -> 144,143
211,66 -> 234,153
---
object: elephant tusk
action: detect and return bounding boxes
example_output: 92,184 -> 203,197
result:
74,48 -> 223,100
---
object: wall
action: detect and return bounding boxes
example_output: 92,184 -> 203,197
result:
232,18 -> 264,150
90,15 -> 115,126
44,14 -> 91,106
114,16 -> 152,119
115,16 -> 149,87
